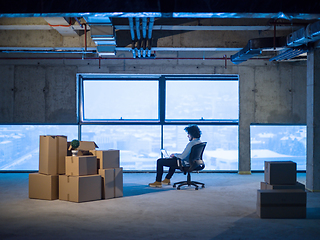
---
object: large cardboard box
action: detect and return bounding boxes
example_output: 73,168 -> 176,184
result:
99,169 -> 115,199
65,156 -> 97,176
99,167 -> 123,199
90,150 -> 120,169
256,204 -> 306,219
264,161 -> 297,185
29,173 -> 59,200
260,181 -> 305,190
59,175 -> 101,203
256,189 -> 306,218
39,135 -> 67,175
257,189 -> 306,205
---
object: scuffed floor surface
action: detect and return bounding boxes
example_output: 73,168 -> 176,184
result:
0,172 -> 319,240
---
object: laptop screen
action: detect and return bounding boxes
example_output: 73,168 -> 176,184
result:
160,149 -> 169,158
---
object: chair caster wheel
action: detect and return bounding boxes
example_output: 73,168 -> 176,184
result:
177,187 -> 181,190
202,185 -> 205,188
195,187 -> 198,190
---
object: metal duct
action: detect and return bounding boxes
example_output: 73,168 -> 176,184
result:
287,27 -> 309,47
86,17 -> 116,56
232,21 -> 320,64
287,20 -> 320,47
269,47 -> 308,61
307,21 -> 320,41
231,37 -> 286,64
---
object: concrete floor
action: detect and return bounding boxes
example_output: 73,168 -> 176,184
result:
0,172 -> 319,240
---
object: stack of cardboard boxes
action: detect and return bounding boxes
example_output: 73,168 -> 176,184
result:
257,161 -> 307,218
90,150 -> 123,199
29,135 -> 123,203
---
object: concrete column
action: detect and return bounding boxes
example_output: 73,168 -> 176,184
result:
238,67 -> 255,174
306,47 -> 320,192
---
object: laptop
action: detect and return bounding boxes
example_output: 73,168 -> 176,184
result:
160,149 -> 170,158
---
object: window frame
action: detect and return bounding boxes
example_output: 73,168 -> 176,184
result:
78,74 -> 239,124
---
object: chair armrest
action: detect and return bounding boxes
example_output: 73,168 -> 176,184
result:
176,158 -> 187,175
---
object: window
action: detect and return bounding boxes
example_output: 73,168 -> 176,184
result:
166,80 -> 238,121
250,125 -> 306,171
163,125 -> 238,170
82,78 -> 159,121
81,125 -> 161,170
0,125 -> 78,170
79,74 -> 239,171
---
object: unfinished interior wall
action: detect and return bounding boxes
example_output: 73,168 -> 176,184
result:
0,57 -> 307,172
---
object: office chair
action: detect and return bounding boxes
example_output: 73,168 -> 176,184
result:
173,142 -> 206,190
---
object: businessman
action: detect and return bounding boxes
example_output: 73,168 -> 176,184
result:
149,124 -> 202,188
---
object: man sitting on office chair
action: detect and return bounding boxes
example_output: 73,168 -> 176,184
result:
149,124 -> 202,188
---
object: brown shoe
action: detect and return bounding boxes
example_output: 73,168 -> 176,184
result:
161,178 -> 171,185
149,181 -> 162,188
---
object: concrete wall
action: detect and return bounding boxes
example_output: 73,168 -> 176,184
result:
0,63 -> 77,123
0,57 -> 307,124
0,57 -> 307,172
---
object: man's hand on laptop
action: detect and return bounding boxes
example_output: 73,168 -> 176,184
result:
170,153 -> 175,158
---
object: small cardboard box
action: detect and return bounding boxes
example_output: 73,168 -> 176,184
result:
65,156 -> 97,176
59,175 -> 101,203
260,181 -> 305,190
99,169 -> 115,199
99,167 -> 123,199
264,161 -> 297,185
39,135 -> 67,175
90,150 -> 120,169
29,173 -> 58,200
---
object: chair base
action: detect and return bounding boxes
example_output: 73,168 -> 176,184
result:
173,172 -> 205,190
173,180 -> 205,190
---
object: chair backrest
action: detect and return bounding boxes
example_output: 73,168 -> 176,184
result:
188,142 -> 207,171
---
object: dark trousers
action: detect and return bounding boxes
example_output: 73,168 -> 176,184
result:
156,157 -> 179,182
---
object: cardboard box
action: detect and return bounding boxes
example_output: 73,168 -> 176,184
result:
256,189 -> 306,218
256,204 -> 306,219
99,169 -> 115,199
39,135 -> 67,175
90,150 -> 120,169
260,181 -> 305,190
264,161 -> 297,185
29,173 -> 58,200
99,168 -> 123,199
59,175 -> 101,203
115,167 -> 123,198
65,156 -> 97,176
257,189 -> 306,206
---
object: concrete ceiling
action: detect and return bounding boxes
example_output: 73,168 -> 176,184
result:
1,0 -> 320,63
